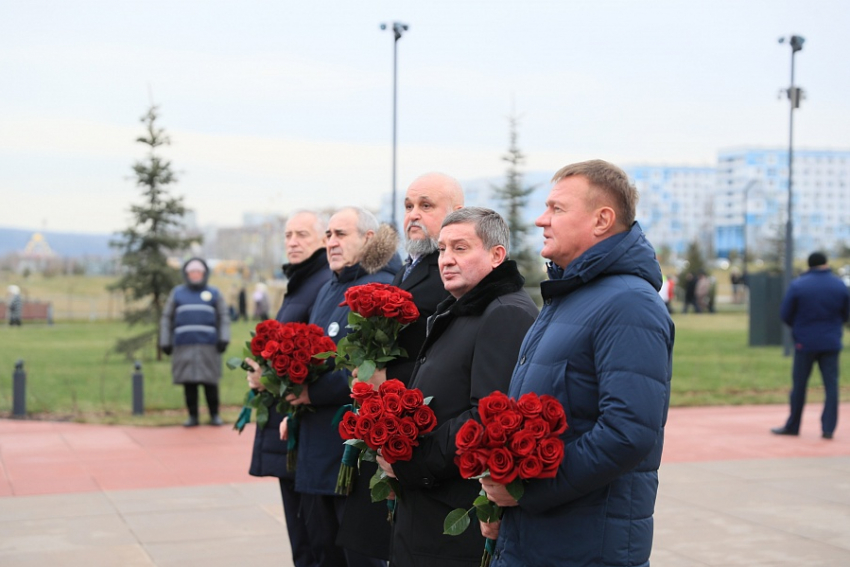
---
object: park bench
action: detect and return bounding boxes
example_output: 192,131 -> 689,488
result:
0,301 -> 53,323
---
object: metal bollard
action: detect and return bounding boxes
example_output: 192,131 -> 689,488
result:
132,361 -> 144,415
13,359 -> 26,418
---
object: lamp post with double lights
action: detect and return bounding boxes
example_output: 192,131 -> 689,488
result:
778,34 -> 804,356
380,21 -> 409,229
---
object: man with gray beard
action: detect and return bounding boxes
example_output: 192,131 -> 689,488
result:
337,172 -> 464,561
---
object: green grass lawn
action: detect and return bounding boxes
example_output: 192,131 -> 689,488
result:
0,312 -> 848,425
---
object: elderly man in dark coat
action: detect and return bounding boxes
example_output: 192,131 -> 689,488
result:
287,207 -> 401,567
337,172 -> 464,561
160,257 -> 231,427
376,207 -> 538,567
481,160 -> 674,567
244,210 -> 330,567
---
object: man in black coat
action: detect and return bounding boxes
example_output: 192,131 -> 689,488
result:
376,207 -> 539,567
244,210 -> 330,567
337,172 -> 465,560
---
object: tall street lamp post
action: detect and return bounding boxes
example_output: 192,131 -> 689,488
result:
381,21 -> 409,229
779,34 -> 805,356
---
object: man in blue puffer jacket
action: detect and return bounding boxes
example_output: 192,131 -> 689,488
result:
481,160 -> 674,567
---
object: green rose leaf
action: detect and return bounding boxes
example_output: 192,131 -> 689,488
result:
443,508 -> 472,536
506,478 -> 525,501
226,356 -> 243,370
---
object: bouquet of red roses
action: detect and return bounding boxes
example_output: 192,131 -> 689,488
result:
227,320 -> 337,470
336,379 -> 437,499
443,391 -> 568,567
335,282 -> 419,382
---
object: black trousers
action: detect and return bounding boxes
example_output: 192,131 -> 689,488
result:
300,493 -> 386,567
183,383 -> 219,417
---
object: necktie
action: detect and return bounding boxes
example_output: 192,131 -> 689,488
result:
402,256 -> 417,282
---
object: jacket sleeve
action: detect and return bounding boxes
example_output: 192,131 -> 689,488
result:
519,290 -> 672,514
159,289 -> 177,347
308,365 -> 353,407
393,301 -> 537,489
780,283 -> 797,327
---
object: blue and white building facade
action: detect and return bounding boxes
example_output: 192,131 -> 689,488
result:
714,148 -> 850,259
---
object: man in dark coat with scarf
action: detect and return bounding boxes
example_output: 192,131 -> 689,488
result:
337,172 -> 464,561
286,206 -> 401,567
160,257 -> 231,427
244,210 -> 330,567
376,207 -> 538,567
480,160 -> 674,567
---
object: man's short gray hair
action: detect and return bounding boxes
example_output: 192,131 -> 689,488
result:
288,209 -> 328,235
442,207 -> 510,255
335,207 -> 379,236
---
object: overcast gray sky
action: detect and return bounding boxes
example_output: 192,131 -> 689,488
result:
1,0 -> 848,234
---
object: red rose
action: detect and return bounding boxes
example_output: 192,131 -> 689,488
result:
412,405 -> 437,434
483,421 -> 507,448
359,397 -> 384,418
279,325 -> 297,340
516,392 -> 543,419
478,391 -> 512,425
382,415 -> 401,437
455,419 -> 485,452
351,381 -> 377,403
295,335 -> 311,351
261,340 -> 280,359
398,303 -> 419,324
378,379 -> 406,396
518,455 -> 544,479
255,320 -> 279,338
507,429 -> 536,458
354,414 -> 377,440
455,448 -> 490,479
523,417 -> 551,440
338,411 -> 359,440
487,447 -> 518,484
400,388 -> 424,412
250,336 -> 266,357
288,361 -> 309,384
382,392 -> 403,416
381,434 -> 414,464
497,409 -> 523,433
398,416 -> 418,441
367,419 -> 391,449
272,355 -> 290,376
278,338 -> 296,355
540,395 -> 568,435
536,437 -> 564,478
291,349 -> 311,364
381,301 -> 402,319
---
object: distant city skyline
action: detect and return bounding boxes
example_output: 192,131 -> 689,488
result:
2,1 -> 849,234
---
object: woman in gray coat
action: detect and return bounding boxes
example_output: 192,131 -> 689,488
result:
160,258 -> 230,426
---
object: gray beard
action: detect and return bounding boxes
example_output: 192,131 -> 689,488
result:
405,235 -> 439,257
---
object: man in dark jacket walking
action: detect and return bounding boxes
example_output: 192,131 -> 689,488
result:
337,172 -> 465,560
376,207 -> 538,567
244,210 -> 330,567
160,258 -> 231,427
481,160 -> 674,567
286,207 -> 401,567
772,251 -> 849,439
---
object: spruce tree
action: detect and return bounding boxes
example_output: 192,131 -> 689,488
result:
109,105 -> 200,360
492,113 -> 541,284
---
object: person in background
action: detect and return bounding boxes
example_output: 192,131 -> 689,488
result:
238,284 -> 248,321
7,285 -> 22,326
160,258 -> 230,427
244,210 -> 330,567
772,251 -> 850,440
253,282 -> 270,320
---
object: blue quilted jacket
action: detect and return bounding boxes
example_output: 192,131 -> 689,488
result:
491,223 -> 674,567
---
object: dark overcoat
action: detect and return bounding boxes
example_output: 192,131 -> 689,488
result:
491,223 -> 674,567
390,261 -> 538,567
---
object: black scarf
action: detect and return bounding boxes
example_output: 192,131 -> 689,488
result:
433,260 -> 526,321
282,248 -> 329,298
